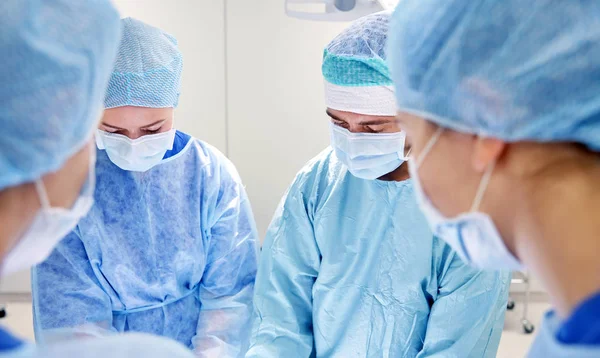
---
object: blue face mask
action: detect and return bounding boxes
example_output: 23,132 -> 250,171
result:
408,127 -> 522,270
329,122 -> 408,180
95,128 -> 176,172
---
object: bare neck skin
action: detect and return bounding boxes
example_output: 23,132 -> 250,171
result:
378,161 -> 410,182
0,184 -> 39,260
489,142 -> 600,317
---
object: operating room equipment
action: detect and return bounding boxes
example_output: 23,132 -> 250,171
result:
285,0 -> 397,21
507,271 -> 535,334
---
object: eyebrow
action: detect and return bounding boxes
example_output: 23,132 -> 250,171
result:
101,119 -> 166,131
326,110 -> 346,123
101,122 -> 124,131
326,110 -> 392,126
140,119 -> 167,129
359,119 -> 392,126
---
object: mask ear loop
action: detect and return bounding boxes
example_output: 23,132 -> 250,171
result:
415,127 -> 444,168
34,180 -> 51,210
470,160 -> 496,212
85,141 -> 97,198
36,140 -> 97,214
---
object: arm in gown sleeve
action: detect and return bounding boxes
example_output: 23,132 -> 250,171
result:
245,179 -> 321,358
192,159 -> 259,358
416,241 -> 510,358
32,229 -> 116,344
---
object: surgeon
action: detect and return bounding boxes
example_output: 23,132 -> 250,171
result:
0,1 -> 196,358
387,1 -> 600,357
246,12 -> 509,358
32,17 -> 258,358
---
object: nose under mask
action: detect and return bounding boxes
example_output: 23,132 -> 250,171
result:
95,128 -> 176,172
329,122 -> 408,180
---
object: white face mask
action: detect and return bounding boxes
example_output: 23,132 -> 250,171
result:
330,122 -> 408,180
408,128 -> 522,270
95,128 -> 176,172
2,147 -> 96,277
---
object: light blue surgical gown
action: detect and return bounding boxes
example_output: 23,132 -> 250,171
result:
32,131 -> 258,357
247,148 -> 510,358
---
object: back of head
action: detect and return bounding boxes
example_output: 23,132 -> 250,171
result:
388,0 -> 600,151
322,11 -> 396,116
104,18 -> 183,109
0,0 -> 121,191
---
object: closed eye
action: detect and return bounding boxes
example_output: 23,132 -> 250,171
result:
331,119 -> 349,129
104,128 -> 126,135
364,125 -> 387,133
364,126 -> 381,133
101,123 -> 124,134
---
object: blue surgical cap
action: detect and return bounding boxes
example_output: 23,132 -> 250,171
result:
322,11 -> 396,116
388,1 -> 600,151
105,18 -> 183,109
322,11 -> 391,87
0,0 -> 121,191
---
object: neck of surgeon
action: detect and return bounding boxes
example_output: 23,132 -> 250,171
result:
494,141 -> 600,318
0,184 -> 38,260
379,161 -> 410,182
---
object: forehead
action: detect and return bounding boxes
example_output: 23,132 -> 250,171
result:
102,106 -> 173,125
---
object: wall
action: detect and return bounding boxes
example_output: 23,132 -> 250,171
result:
226,0 -> 348,237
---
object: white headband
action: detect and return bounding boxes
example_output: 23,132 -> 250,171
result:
324,81 -> 397,116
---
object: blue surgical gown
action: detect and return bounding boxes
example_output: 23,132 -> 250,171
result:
528,291 -> 600,357
32,131 -> 259,357
247,148 -> 510,358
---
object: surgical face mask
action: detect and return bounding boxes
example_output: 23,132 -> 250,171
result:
95,128 -> 176,172
285,0 -> 391,21
2,147 -> 96,277
330,122 -> 408,180
408,128 -> 522,270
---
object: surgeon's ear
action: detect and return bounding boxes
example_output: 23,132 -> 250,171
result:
471,136 -> 506,172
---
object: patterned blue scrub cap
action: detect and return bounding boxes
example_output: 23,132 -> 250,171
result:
105,18 -> 183,109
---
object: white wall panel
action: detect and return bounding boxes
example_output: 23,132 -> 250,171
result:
226,0 -> 348,237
